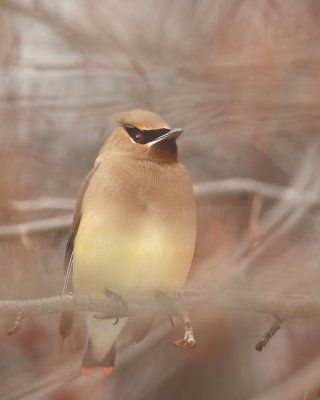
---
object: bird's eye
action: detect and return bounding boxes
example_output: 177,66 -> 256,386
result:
134,133 -> 144,143
125,127 -> 145,144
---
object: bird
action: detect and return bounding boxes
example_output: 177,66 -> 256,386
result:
60,109 -> 196,376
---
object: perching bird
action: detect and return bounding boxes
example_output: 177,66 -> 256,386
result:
60,109 -> 196,375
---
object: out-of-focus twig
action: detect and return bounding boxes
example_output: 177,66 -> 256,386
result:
0,215 -> 73,238
255,316 -> 285,352
249,193 -> 264,251
194,179 -> 320,204
11,198 -> 75,211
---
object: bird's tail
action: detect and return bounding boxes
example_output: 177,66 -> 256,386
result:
81,313 -> 127,376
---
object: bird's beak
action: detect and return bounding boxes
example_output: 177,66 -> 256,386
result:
154,128 -> 184,144
164,128 -> 183,141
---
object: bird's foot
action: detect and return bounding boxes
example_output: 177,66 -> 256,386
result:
93,290 -> 127,323
154,290 -> 175,327
104,288 -> 128,325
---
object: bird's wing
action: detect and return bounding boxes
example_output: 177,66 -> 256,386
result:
59,164 -> 99,340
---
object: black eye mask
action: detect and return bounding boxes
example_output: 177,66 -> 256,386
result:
125,127 -> 171,144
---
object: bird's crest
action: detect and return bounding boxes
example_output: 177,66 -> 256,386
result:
115,109 -> 170,131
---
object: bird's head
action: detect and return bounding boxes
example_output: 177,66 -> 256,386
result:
100,109 -> 183,163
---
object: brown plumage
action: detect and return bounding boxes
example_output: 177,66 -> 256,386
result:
60,109 -> 196,375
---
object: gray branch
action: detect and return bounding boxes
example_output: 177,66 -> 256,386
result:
193,179 -> 320,203
0,215 -> 73,238
1,290 -> 320,320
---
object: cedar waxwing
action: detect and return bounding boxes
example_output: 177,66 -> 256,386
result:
60,109 -> 196,375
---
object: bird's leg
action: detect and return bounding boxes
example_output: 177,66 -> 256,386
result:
154,290 -> 175,327
93,289 -> 128,325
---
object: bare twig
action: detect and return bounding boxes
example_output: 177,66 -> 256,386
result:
218,290 -> 320,319
255,317 -> 285,352
0,215 -> 73,238
11,198 -> 75,211
2,289 -> 320,355
173,299 -> 196,349
193,179 -> 320,204
249,193 -> 263,251
0,294 -> 141,319
0,290 -> 320,325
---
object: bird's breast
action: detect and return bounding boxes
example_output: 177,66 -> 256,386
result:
72,158 -> 196,299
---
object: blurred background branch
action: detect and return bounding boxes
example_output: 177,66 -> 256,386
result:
1,0 -> 320,399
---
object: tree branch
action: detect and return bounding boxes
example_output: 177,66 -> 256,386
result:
173,298 -> 196,349
193,179 -> 320,204
0,215 -> 73,238
3,290 -> 320,352
0,294 -> 139,318
11,198 -> 75,211
1,290 -> 320,321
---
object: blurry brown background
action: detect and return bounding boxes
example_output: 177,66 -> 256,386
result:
1,0 -> 320,399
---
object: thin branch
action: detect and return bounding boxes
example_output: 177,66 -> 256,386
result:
219,290 -> 320,319
11,198 -> 75,211
1,290 -> 320,321
0,215 -> 73,238
173,298 -> 196,349
193,178 -> 320,204
3,290 -> 320,353
249,193 -> 263,251
255,317 -> 285,352
0,294 -> 140,318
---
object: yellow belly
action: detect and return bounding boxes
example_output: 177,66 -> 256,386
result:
73,216 -> 195,299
